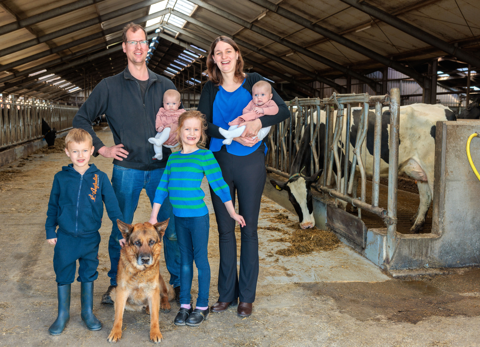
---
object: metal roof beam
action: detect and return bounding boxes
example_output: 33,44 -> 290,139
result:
180,2 -> 377,90
156,32 -> 317,94
340,0 -> 480,69
0,0 -> 107,36
248,0 -> 425,84
163,22 -> 346,92
0,0 -> 167,59
0,10 -> 167,73
0,26 -> 160,87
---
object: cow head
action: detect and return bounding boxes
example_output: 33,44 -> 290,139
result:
270,170 -> 322,229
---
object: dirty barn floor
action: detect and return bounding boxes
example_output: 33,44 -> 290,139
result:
2,128 -> 480,346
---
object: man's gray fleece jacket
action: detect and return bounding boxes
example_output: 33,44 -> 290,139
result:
73,67 -> 177,171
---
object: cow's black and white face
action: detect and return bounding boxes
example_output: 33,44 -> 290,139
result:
271,171 -> 321,229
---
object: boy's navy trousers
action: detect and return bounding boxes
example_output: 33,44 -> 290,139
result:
53,231 -> 101,285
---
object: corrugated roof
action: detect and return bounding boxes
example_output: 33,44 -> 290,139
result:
0,0 -> 479,102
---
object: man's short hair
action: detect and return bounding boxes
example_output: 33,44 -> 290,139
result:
122,22 -> 147,42
65,128 -> 93,149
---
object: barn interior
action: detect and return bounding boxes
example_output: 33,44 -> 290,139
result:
0,0 -> 478,108
1,0 -> 480,270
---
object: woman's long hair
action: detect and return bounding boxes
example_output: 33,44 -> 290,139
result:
206,36 -> 245,86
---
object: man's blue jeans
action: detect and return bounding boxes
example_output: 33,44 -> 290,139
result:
176,214 -> 210,307
108,165 -> 181,288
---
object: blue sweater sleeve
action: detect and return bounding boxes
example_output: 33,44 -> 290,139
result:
45,175 -> 60,239
100,173 -> 124,241
153,158 -> 171,205
202,151 -> 231,203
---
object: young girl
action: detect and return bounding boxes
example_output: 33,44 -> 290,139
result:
149,110 -> 245,327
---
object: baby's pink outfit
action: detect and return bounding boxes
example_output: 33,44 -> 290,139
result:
228,99 -> 279,126
155,108 -> 185,145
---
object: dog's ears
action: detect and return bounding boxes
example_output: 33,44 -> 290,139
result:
117,219 -> 134,240
153,218 -> 169,239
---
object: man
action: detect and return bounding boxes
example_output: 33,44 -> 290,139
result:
73,23 -> 181,304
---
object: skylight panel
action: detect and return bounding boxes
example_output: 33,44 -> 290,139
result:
169,15 -> 186,27
189,46 -> 205,53
28,69 -> 47,77
170,63 -> 183,70
39,74 -> 55,80
174,60 -> 188,66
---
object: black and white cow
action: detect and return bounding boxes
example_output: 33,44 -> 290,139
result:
269,103 -> 472,233
270,124 -> 324,229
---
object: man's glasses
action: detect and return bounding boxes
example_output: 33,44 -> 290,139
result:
125,40 -> 148,46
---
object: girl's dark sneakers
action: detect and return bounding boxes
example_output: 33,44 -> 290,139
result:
174,307 -> 193,326
185,308 -> 209,327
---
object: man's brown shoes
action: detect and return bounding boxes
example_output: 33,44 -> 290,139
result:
237,302 -> 252,317
210,301 -> 237,313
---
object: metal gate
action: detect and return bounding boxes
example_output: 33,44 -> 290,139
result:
1,96 -> 78,150
266,89 -> 400,263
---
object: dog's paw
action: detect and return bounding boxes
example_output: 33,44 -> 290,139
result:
150,329 -> 163,343
160,301 -> 171,313
107,329 -> 122,343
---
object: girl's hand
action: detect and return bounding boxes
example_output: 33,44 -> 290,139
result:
119,238 -> 126,247
233,136 -> 259,147
241,119 -> 262,137
148,217 -> 158,225
47,238 -> 57,245
231,213 -> 246,227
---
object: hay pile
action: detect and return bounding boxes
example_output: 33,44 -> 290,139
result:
267,213 -> 340,256
273,228 -> 340,256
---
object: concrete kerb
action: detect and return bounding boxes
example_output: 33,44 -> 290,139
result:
0,129 -> 70,168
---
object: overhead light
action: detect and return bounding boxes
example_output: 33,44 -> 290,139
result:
355,25 -> 371,33
257,12 -> 267,20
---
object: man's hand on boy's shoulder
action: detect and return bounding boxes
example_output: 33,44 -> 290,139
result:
47,238 -> 57,245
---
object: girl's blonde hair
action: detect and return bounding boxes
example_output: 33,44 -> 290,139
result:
176,110 -> 208,149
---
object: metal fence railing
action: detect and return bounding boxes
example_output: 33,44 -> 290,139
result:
0,97 -> 78,150
266,89 -> 400,262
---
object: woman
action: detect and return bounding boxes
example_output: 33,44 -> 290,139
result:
197,36 -> 290,318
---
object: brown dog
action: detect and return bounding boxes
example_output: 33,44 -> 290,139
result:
107,219 -> 172,343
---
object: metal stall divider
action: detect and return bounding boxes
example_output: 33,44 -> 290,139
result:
266,89 -> 400,261
0,97 -> 78,151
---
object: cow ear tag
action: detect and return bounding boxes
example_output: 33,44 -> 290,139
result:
275,185 -> 282,191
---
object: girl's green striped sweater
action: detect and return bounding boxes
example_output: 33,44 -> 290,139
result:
154,148 -> 232,217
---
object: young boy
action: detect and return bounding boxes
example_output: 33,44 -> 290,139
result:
45,128 -> 123,335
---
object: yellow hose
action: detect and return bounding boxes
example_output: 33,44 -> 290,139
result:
467,132 -> 480,181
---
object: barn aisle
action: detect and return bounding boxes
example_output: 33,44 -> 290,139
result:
2,127 -> 480,346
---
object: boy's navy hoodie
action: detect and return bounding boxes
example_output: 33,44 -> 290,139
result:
45,164 -> 123,240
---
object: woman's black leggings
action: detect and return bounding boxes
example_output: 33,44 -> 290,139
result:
210,143 -> 266,303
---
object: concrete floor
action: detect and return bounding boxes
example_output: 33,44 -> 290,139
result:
2,128 -> 480,346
